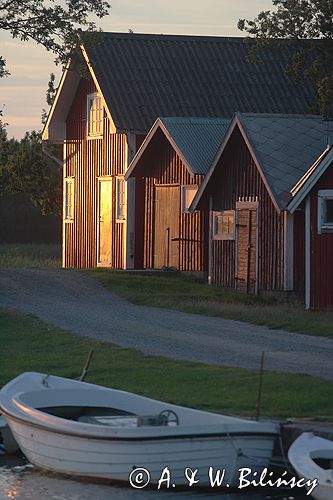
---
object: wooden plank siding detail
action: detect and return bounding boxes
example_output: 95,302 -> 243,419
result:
236,208 -> 257,294
154,186 -> 180,268
309,167 -> 333,309
64,78 -> 127,268
293,203 -> 305,292
137,134 -> 207,271
210,128 -> 284,291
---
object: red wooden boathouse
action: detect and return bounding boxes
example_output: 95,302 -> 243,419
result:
288,146 -> 333,309
192,113 -> 333,308
42,33 -> 316,270
125,117 -> 229,271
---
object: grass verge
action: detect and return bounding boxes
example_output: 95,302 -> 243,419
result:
87,270 -> 333,338
1,308 -> 332,419
0,244 -> 61,268
0,243 -> 331,338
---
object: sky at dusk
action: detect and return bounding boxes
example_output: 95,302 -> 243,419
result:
0,0 -> 273,139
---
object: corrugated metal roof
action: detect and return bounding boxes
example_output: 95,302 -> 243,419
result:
160,117 -> 230,174
84,32 -> 316,133
239,113 -> 328,208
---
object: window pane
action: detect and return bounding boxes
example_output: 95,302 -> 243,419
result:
65,180 -> 73,220
183,187 -> 198,211
88,95 -> 103,136
222,216 -> 228,234
325,199 -> 333,224
213,211 -> 235,240
228,215 -> 234,234
116,178 -> 125,220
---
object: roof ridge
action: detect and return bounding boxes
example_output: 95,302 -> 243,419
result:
98,32 -> 251,42
160,116 -> 230,122
240,113 -> 323,119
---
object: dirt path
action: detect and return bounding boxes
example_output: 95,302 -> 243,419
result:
0,268 -> 332,380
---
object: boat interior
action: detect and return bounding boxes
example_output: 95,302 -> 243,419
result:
39,405 -> 180,427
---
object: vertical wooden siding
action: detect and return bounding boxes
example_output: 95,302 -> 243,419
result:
137,133 -> 206,271
293,204 -> 305,292
210,128 -> 284,291
64,78 -> 127,268
236,208 -> 257,293
310,166 -> 333,309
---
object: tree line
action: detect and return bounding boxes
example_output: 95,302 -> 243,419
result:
0,125 -> 62,215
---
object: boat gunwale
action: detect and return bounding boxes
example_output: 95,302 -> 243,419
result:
0,372 -> 279,440
1,407 -> 279,442
288,432 -> 333,482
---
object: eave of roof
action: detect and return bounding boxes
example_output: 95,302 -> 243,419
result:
239,113 -> 327,209
288,146 -> 333,213
41,59 -> 80,143
125,116 -> 230,180
191,113 -> 329,213
124,118 -> 188,180
190,113 -> 282,213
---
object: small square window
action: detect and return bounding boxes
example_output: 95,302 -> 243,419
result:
116,177 -> 125,221
87,94 -> 103,137
65,178 -> 74,221
182,186 -> 198,212
213,210 -> 235,240
318,190 -> 333,233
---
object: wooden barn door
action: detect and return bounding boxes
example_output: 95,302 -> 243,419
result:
236,202 -> 258,294
97,178 -> 112,266
153,186 -> 180,269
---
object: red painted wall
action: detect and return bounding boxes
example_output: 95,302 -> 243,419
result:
132,130 -> 207,271
293,204 -> 305,292
204,127 -> 285,291
310,163 -> 333,309
64,77 -> 127,268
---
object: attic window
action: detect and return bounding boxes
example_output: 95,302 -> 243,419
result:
318,190 -> 333,234
87,94 -> 103,137
182,186 -> 198,212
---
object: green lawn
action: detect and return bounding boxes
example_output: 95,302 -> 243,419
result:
0,244 -> 61,268
88,270 -> 333,338
1,308 -> 332,419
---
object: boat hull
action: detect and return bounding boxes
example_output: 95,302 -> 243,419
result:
5,416 -> 276,486
0,372 -> 279,487
288,432 -> 333,500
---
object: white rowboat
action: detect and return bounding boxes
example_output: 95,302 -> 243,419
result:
288,432 -> 333,500
0,372 -> 279,486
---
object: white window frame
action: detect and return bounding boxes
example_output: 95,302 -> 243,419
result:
182,185 -> 198,213
87,93 -> 103,138
116,176 -> 126,222
64,177 -> 74,222
317,190 -> 333,234
213,210 -> 235,240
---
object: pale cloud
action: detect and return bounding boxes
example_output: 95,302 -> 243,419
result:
5,116 -> 42,127
3,116 -> 43,139
0,0 -> 274,139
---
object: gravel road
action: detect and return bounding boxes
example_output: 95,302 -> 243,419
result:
0,269 -> 332,380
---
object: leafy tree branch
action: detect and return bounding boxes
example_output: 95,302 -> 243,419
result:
0,0 -> 111,75
238,0 -> 333,115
